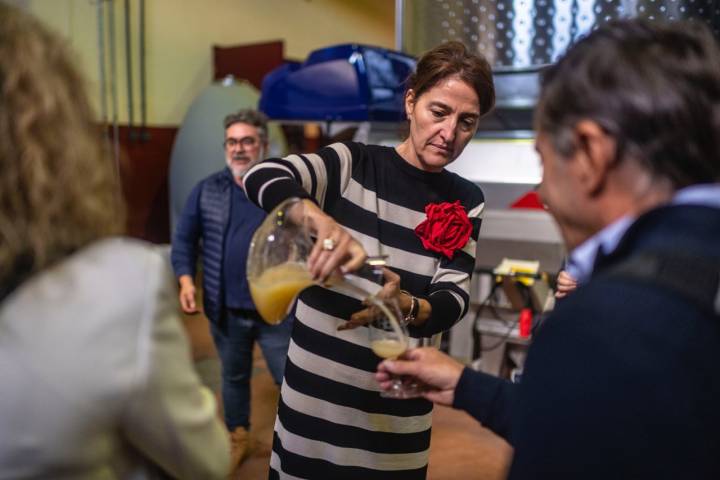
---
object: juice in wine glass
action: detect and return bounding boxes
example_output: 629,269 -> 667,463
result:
249,261 -> 314,324
371,339 -> 408,359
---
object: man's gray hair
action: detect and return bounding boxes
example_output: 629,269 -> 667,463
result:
223,109 -> 269,142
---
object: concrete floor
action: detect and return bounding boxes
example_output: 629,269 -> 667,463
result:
182,312 -> 513,480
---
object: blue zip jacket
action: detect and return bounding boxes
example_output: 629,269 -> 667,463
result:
171,168 -> 255,323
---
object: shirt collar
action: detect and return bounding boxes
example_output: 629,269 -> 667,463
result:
565,215 -> 633,284
671,183 -> 720,208
566,183 -> 720,284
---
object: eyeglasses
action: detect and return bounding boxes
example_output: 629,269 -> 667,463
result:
224,136 -> 259,149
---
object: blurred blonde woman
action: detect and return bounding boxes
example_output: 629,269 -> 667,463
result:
0,5 -> 229,479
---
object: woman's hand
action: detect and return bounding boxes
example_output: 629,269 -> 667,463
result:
338,268 -> 402,331
302,199 -> 367,282
555,270 -> 578,298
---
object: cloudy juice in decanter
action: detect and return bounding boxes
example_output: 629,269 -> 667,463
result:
247,197 -> 319,325
248,261 -> 314,325
246,197 -> 404,332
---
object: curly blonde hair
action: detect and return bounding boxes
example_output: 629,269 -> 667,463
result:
0,5 -> 124,288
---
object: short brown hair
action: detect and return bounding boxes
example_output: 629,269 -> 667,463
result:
223,109 -> 269,142
406,41 -> 495,115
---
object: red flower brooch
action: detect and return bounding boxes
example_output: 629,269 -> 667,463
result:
414,200 -> 472,259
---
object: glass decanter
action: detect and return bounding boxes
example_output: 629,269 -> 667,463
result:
246,197 -> 402,327
246,197 -> 315,325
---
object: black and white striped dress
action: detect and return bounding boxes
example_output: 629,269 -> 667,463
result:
244,142 -> 484,479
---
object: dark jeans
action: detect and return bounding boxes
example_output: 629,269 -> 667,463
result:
210,310 -> 293,431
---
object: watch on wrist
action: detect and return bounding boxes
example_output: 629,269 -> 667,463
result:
400,290 -> 419,326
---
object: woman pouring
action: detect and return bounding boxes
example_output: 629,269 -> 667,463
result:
244,41 -> 495,479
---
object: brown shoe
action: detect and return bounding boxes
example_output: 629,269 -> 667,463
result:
228,426 -> 252,475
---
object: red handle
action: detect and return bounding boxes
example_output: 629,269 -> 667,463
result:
519,307 -> 533,338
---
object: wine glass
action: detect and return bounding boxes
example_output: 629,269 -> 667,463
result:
367,297 -> 422,399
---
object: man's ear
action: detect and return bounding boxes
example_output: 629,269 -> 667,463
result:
572,120 -> 617,196
404,89 -> 416,118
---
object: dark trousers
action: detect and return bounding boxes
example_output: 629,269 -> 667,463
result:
210,309 -> 293,430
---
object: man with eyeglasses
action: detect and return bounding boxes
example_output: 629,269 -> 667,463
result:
171,109 -> 292,473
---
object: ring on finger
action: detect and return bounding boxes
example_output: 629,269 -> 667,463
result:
322,237 -> 336,251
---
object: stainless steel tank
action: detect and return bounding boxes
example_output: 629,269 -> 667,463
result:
400,0 -> 720,70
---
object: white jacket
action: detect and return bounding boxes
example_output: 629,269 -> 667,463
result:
0,238 -> 229,479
